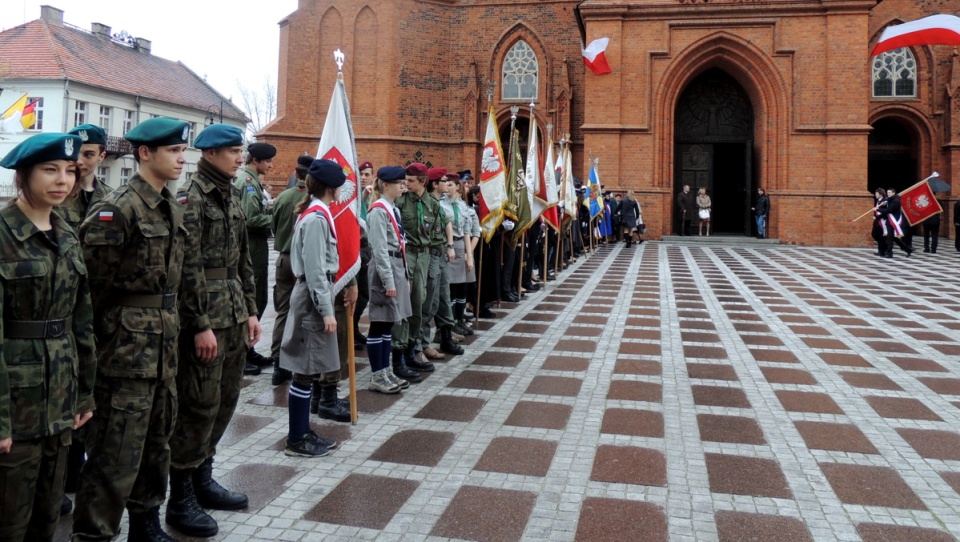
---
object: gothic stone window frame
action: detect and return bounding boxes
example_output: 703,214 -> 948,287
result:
872,47 -> 917,99
502,40 -> 539,101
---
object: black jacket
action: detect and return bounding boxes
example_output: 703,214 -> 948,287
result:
755,194 -> 770,217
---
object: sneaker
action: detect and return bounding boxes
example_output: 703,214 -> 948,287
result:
453,322 -> 474,337
369,371 -> 401,394
305,429 -> 338,450
384,369 -> 410,390
285,435 -> 331,458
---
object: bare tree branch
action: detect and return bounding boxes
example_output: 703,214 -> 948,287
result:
236,74 -> 277,137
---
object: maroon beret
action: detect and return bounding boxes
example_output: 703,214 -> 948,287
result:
405,162 -> 428,177
445,172 -> 460,182
427,167 -> 447,181
359,161 -> 373,171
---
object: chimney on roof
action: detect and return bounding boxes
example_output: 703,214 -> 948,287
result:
91,22 -> 111,38
40,5 -> 64,26
134,37 -> 152,55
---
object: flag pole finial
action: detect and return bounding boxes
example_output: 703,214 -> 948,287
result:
334,49 -> 345,80
510,105 -> 519,121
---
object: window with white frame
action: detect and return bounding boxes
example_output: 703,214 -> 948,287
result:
123,109 -> 135,133
25,97 -> 43,130
120,167 -> 133,185
189,122 -> 198,148
99,105 -> 112,134
502,40 -> 539,101
873,48 -> 917,98
97,166 -> 110,180
73,100 -> 87,127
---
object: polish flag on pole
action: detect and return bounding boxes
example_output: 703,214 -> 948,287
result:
479,105 -> 508,242
899,178 -> 943,226
871,14 -> 960,56
540,135 -> 560,231
316,51 -> 361,295
582,37 -> 612,75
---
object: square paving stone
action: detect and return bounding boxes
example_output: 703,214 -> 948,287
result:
622,328 -> 661,341
734,323 -> 770,333
940,472 -> 960,495
698,414 -> 766,445
740,335 -> 785,346
682,332 -> 721,343
715,511 -> 813,542
679,320 -> 716,330
511,322 -> 549,334
248,386 -> 290,408
607,380 -> 662,403
447,370 -> 509,391
614,358 -> 661,375
522,311 -> 558,322
751,349 -> 799,363
601,408 -> 664,438
474,436 -> 557,477
218,414 -> 274,447
818,352 -> 873,367
760,367 -> 818,385
505,401 -> 572,430
567,325 -> 603,337
542,355 -> 590,371
575,498 -> 667,542
865,340 -> 918,354
356,389 -> 404,413
304,474 -> 418,529
839,372 -> 903,391
857,523 -> 955,542
620,342 -> 662,356
865,396 -> 943,421
692,385 -> 751,408
526,375 -> 583,396
495,335 -> 539,349
706,453 -> 793,499
687,363 -> 739,381
217,464 -> 299,513
776,391 -> 844,414
888,356 -> 947,372
574,315 -> 608,325
414,396 -> 486,422
794,421 -> 878,454
473,351 -> 525,367
369,429 -> 457,467
678,310 -> 711,319
820,463 -> 926,509
626,317 -> 660,327
919,377 -> 960,395
630,307 -> 660,317
555,339 -> 597,353
431,486 -> 535,542
847,328 -> 892,339
802,337 -> 849,350
591,445 -> 666,486
789,325 -> 831,336
683,345 -> 728,359
896,428 -> 960,461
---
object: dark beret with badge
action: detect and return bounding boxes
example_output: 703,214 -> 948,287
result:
68,124 -> 107,146
247,142 -> 277,160
125,117 -> 190,147
405,162 -> 428,177
359,161 -> 373,171
1,132 -> 82,169
377,166 -> 406,183
308,159 -> 346,188
194,123 -> 244,150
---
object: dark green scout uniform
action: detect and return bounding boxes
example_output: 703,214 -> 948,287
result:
419,190 -> 455,351
234,165 -> 271,317
392,187 -> 442,352
58,178 -> 114,233
270,180 -> 305,359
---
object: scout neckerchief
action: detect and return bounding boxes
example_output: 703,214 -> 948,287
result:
368,198 -> 406,265
297,198 -> 337,240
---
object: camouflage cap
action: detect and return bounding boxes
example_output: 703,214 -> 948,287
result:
194,123 -> 244,149
125,117 -> 190,147
68,123 -> 107,146
1,132 -> 82,169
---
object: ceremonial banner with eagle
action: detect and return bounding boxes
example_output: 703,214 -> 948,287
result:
479,105 -> 508,241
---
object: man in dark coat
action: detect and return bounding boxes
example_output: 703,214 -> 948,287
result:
676,185 -> 695,236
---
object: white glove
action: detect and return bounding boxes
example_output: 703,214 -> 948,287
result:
503,219 -> 515,231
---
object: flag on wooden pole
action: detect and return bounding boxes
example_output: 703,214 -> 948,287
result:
479,105 -> 507,241
899,179 -> 943,226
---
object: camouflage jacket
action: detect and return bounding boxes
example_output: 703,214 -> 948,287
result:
272,182 -> 306,254
177,167 -> 258,331
56,177 -> 114,233
0,202 -> 96,441
234,166 -> 272,232
80,174 -> 198,380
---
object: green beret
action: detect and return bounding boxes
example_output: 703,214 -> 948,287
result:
69,124 -> 107,146
194,123 -> 244,150
125,117 -> 190,147
1,133 -> 82,169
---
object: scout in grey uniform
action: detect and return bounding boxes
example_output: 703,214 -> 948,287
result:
365,166 -> 412,393
279,160 -> 345,458
441,173 -> 476,336
0,133 -> 96,542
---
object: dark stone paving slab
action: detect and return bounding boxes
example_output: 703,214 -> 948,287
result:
525,375 -> 582,396
698,414 -> 766,445
821,464 -> 926,510
504,401 -> 572,430
575,498 -> 668,542
794,421 -> 879,454
447,370 -> 509,391
591,445 -> 666,486
856,523 -> 956,542
370,429 -> 456,467
715,511 -> 813,542
601,408 -> 664,438
474,437 -> 557,476
706,454 -> 793,499
607,380 -> 662,403
304,474 -> 418,529
431,486 -> 536,542
414,396 -> 486,422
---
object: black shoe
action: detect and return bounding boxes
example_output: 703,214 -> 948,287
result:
392,348 -> 423,382
523,283 -> 541,292
906,249 -> 913,257
193,458 -> 248,511
271,356 -> 292,386
130,508 -> 176,542
354,332 -> 367,349
479,307 -> 496,319
439,327 -> 464,356
285,434 -> 331,457
247,347 -> 273,367
883,253 -> 893,258
317,384 -> 351,423
923,248 -> 931,253
305,429 -> 338,450
502,291 -> 520,303
166,469 -> 219,537
243,362 -> 261,376
61,495 -> 73,515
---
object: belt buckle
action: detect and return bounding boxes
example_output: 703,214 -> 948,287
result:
46,319 -> 66,338
162,293 -> 177,310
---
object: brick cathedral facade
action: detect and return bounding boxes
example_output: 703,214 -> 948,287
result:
260,0 -> 960,246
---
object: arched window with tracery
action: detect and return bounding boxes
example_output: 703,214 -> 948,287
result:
502,40 -> 538,100
872,47 -> 917,98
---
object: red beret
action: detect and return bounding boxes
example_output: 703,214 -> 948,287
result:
359,161 -> 373,171
405,162 -> 428,177
427,167 -> 447,181
445,172 -> 460,182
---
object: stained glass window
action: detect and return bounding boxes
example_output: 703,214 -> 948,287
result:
502,40 -> 538,100
873,48 -> 916,98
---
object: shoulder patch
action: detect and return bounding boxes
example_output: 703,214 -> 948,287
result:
176,193 -> 189,205
246,185 -> 255,194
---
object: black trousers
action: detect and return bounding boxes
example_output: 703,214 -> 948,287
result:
923,224 -> 939,252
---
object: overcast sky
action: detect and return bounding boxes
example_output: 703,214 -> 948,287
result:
3,0 -> 298,112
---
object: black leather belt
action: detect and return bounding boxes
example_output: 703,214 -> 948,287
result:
430,247 -> 443,256
297,273 -> 336,283
388,250 -> 403,259
453,236 -> 463,241
204,267 -> 238,280
408,245 -> 429,254
120,293 -> 177,309
5,317 -> 72,339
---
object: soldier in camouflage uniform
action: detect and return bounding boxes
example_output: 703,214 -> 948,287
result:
58,124 -> 113,233
234,142 -> 276,375
0,133 -> 96,542
165,124 -> 262,537
72,117 -> 199,542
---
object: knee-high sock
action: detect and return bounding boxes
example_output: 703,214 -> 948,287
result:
381,334 -> 392,373
288,380 -> 312,442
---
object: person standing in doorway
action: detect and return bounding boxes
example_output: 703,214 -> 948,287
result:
752,187 -> 770,239
696,187 -> 712,236
676,184 -> 695,236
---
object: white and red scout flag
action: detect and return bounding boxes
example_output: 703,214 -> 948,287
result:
539,135 -> 560,231
872,15 -> 960,56
562,146 -> 577,220
521,112 -> 545,236
582,37 -> 612,75
900,179 -> 943,226
316,68 -> 361,295
479,105 -> 507,241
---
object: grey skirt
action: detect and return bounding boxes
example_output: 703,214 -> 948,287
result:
448,237 -> 475,284
279,280 -> 340,375
368,254 -> 413,323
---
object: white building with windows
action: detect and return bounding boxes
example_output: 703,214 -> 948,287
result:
0,5 -> 247,196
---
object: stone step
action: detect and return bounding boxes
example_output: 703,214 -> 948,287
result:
659,235 -> 781,247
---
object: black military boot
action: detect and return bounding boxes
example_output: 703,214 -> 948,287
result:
317,384 -> 351,423
439,326 -> 464,356
129,508 -> 176,542
271,356 -> 292,386
310,381 -> 323,415
193,457 -> 248,510
247,347 -> 273,367
392,348 -> 422,382
165,468 -> 218,537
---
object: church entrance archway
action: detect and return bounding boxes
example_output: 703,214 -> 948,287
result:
868,117 -> 918,194
674,68 -> 755,235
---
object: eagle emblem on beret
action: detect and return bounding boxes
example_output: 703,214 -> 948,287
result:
78,130 -> 89,142
182,126 -> 190,142
65,138 -> 74,156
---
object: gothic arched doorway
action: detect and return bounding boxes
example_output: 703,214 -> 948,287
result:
868,117 -> 918,194
674,68 -> 755,234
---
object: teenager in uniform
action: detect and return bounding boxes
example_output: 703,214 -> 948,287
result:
354,161 -> 375,348
165,124 -> 261,537
234,142 -> 276,375
73,117 -> 199,541
0,133 -> 96,542
441,173 -> 475,337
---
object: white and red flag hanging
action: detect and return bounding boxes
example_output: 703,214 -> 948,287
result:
871,14 -> 960,56
316,50 -> 361,295
539,133 -> 560,231
900,179 -> 943,226
582,37 -> 612,75
479,105 -> 508,242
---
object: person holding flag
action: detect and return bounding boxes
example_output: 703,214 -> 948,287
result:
876,187 -> 913,258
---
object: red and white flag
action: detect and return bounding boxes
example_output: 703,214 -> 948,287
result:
539,135 -> 560,231
582,37 -> 612,75
316,74 -> 361,295
479,105 -> 508,241
872,14 -> 960,56
522,113 -> 546,235
900,179 -> 943,226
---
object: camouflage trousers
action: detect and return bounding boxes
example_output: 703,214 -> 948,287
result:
0,431 -> 70,542
72,377 -> 177,541
419,250 -> 455,350
170,323 -> 247,469
391,249 -> 429,350
271,252 -> 295,359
